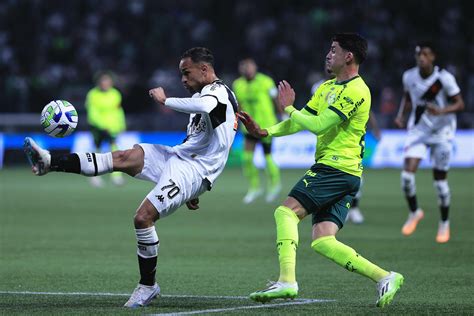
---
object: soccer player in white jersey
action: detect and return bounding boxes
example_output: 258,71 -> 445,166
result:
394,41 -> 464,243
24,47 -> 238,307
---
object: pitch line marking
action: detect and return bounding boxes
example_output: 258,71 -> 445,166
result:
150,299 -> 334,315
0,290 -> 335,315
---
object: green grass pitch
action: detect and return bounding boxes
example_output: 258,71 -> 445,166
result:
1,167 -> 473,315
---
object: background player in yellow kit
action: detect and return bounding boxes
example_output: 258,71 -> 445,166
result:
85,71 -> 126,186
233,59 -> 281,203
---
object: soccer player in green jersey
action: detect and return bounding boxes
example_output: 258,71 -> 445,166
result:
85,71 -> 126,186
233,59 -> 281,203
239,33 -> 403,308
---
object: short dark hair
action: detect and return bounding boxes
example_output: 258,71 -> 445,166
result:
181,47 -> 214,67
332,33 -> 368,64
416,40 -> 436,55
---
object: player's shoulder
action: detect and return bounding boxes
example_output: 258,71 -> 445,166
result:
402,67 -> 418,80
437,66 -> 456,81
256,72 -> 274,82
232,76 -> 245,86
322,78 -> 337,87
201,80 -> 231,99
344,76 -> 370,95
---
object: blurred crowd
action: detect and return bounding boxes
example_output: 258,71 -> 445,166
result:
0,0 -> 472,130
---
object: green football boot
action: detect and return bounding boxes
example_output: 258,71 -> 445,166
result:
250,281 -> 298,303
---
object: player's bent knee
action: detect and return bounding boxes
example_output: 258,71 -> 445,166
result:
134,201 -> 160,228
112,147 -> 144,176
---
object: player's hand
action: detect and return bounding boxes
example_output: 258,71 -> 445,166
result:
186,198 -> 200,210
149,87 -> 167,105
237,111 -> 269,138
426,103 -> 443,115
394,116 -> 405,128
277,80 -> 296,112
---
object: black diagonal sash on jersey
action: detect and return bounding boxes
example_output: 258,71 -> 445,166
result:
414,79 -> 443,125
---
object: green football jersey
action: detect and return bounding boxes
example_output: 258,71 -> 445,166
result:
306,76 -> 371,177
85,87 -> 125,135
232,73 -> 278,130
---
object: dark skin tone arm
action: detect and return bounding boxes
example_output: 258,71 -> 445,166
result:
394,92 -> 413,128
426,94 -> 464,115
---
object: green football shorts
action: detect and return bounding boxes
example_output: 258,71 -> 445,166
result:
289,163 -> 361,228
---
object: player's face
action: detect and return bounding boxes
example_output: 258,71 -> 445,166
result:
239,60 -> 257,80
325,42 -> 347,75
415,47 -> 435,69
179,57 -> 207,94
99,75 -> 113,91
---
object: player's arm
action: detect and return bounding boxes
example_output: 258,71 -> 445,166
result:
277,80 -> 342,135
426,94 -> 464,115
237,112 -> 304,138
149,87 -> 218,114
394,91 -> 412,128
286,106 -> 342,135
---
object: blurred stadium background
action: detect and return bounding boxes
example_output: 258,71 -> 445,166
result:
1,0 -> 473,314
0,0 -> 473,167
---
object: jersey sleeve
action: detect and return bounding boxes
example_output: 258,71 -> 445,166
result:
440,70 -> 461,97
328,86 -> 367,121
165,95 -> 218,114
402,71 -> 410,92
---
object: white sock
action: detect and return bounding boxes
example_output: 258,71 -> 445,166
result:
433,180 -> 451,207
77,152 -> 113,177
136,227 -> 159,258
401,171 -> 416,196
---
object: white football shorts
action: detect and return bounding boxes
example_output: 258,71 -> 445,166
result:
135,143 -> 209,218
403,129 -> 453,171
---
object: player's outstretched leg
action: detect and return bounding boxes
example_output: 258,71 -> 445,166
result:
24,137 -> 115,177
376,271 -> 404,308
312,235 -> 403,307
24,137 -> 51,175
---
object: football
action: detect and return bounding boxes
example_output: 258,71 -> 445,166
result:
40,100 -> 78,137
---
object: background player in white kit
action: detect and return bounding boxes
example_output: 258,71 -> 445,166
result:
394,41 -> 464,243
24,47 -> 238,307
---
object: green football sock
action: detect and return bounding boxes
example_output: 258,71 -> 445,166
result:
242,150 -> 259,190
265,154 -> 280,189
311,236 -> 389,282
274,206 -> 300,283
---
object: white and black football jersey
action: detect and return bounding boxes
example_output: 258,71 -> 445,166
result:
164,80 -> 238,185
402,66 -> 461,140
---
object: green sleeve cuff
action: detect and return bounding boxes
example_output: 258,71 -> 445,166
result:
284,105 -> 297,116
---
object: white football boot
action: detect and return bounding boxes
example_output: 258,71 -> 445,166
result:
376,271 -> 404,308
124,283 -> 160,308
265,184 -> 282,203
347,207 -> 365,224
89,176 -> 104,188
243,188 -> 263,204
23,137 -> 51,176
